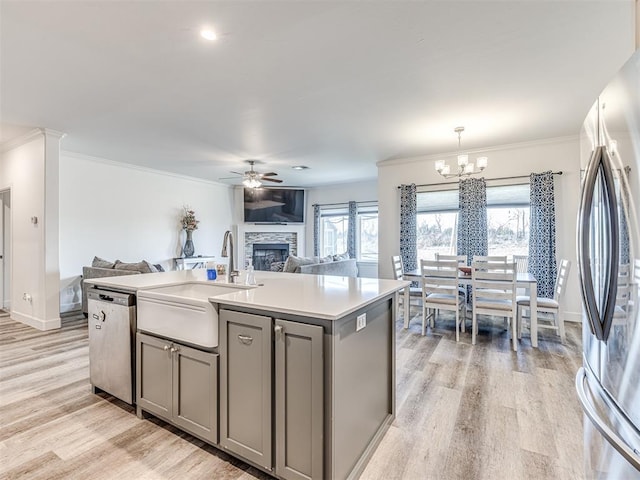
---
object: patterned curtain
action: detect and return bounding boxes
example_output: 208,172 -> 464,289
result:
313,204 -> 321,256
399,184 -> 417,274
457,177 -> 488,266
529,171 -> 557,298
347,201 -> 357,259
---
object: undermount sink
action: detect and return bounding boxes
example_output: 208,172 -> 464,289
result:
137,282 -> 255,349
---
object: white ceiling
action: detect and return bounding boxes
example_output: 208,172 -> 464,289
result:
0,1 -> 635,187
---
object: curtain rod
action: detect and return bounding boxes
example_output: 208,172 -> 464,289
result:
312,200 -> 378,207
397,171 -> 563,189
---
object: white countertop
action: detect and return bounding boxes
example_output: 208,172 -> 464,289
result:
87,270 -> 409,320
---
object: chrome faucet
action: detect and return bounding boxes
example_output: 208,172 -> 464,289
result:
221,230 -> 239,283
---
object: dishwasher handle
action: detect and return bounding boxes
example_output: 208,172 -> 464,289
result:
87,288 -> 136,307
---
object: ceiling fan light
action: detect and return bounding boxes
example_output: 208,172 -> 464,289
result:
243,177 -> 262,188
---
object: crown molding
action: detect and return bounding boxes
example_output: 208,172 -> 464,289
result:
377,134 -> 580,168
61,150 -> 233,188
1,128 -> 67,153
1,128 -> 43,152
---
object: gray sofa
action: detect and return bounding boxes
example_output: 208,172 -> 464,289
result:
281,255 -> 358,277
81,257 -> 161,315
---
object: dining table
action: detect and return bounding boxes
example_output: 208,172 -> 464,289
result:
401,268 -> 540,348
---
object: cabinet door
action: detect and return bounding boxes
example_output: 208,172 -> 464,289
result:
220,310 -> 273,470
275,320 -> 324,480
172,344 -> 218,444
136,332 -> 172,419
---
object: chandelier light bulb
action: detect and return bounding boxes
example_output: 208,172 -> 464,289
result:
435,160 -> 446,172
457,154 -> 469,166
477,157 -> 488,169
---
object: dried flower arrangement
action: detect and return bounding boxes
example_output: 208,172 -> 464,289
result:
181,206 -> 199,231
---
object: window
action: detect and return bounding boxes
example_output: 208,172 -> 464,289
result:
320,210 -> 348,257
416,184 -> 530,260
319,203 -> 378,261
358,207 -> 379,262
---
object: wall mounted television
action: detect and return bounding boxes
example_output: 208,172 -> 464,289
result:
243,188 -> 305,224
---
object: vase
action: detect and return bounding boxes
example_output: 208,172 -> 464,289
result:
183,230 -> 195,257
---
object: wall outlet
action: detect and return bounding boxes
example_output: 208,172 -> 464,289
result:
23,293 -> 32,303
356,313 -> 366,332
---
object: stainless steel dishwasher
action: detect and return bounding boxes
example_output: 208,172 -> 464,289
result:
87,287 -> 136,404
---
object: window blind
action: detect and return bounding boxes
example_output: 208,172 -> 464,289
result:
417,183 -> 530,213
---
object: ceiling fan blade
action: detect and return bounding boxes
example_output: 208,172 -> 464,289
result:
229,171 -> 244,176
261,177 -> 283,183
260,172 -> 278,177
219,176 -> 241,180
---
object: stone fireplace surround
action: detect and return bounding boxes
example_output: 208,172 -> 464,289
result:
236,224 -> 305,270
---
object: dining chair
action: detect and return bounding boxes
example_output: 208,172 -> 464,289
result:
473,255 -> 508,264
513,255 -> 529,273
435,253 -> 467,265
420,259 -> 466,341
435,254 -> 468,299
512,255 -> 529,295
392,255 -> 422,319
516,259 -> 571,344
471,261 -> 518,351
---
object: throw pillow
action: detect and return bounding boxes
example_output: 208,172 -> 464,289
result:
333,253 -> 350,261
114,260 -> 153,274
153,263 -> 165,272
283,255 -> 318,273
144,260 -> 159,273
92,256 -> 115,269
320,255 -> 334,263
270,261 -> 285,272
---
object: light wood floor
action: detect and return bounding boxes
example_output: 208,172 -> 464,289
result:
0,309 -> 584,479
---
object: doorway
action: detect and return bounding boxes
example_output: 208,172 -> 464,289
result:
0,189 -> 11,313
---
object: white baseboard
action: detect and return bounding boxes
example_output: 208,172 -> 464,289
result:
10,311 -> 61,331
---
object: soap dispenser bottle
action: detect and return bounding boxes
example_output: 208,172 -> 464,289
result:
246,265 -> 256,285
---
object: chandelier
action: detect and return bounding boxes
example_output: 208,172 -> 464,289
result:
435,127 -> 488,179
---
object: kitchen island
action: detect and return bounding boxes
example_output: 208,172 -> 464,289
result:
87,269 -> 407,480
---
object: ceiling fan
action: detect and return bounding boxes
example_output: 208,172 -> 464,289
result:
222,160 -> 283,188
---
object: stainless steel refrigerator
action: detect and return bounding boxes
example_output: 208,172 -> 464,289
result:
576,50 -> 640,477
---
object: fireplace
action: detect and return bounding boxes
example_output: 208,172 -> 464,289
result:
252,243 -> 290,271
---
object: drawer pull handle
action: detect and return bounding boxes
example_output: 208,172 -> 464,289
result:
238,334 -> 253,345
170,346 -> 180,353
163,345 -> 170,351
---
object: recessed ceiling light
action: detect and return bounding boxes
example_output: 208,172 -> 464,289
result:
292,165 -> 309,170
200,28 -> 217,41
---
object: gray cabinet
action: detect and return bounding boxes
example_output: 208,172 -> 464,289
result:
220,311 -> 324,480
219,310 -> 273,470
136,332 -> 218,444
275,319 -> 324,480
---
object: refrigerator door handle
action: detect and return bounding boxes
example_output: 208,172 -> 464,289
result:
577,145 -> 619,342
576,367 -> 640,471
